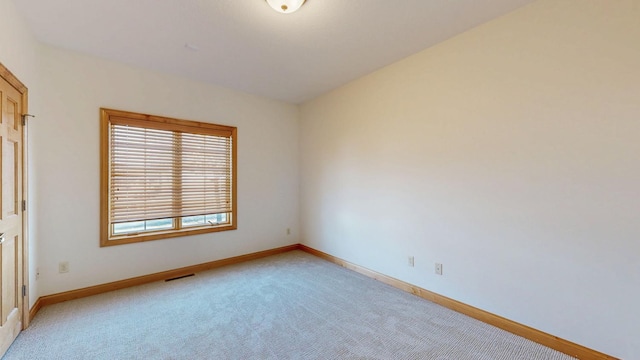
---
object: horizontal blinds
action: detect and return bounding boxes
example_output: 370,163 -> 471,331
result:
110,123 -> 232,223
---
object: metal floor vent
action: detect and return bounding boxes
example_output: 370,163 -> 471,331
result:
165,273 -> 195,282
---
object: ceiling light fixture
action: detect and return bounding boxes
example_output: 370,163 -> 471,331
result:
266,0 -> 306,14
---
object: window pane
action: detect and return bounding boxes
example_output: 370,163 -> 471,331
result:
181,215 -> 206,227
206,213 -> 228,224
113,218 -> 174,235
145,218 -> 174,231
113,221 -> 145,235
181,213 -> 229,228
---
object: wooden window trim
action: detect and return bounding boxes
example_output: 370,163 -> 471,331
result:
100,108 -> 237,247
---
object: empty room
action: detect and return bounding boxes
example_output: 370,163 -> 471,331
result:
0,0 -> 637,359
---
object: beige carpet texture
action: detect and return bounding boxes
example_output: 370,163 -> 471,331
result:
5,251 -> 576,359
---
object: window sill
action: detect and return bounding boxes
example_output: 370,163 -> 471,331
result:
100,223 -> 237,247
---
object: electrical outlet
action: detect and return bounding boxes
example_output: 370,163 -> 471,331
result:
408,256 -> 414,267
286,228 -> 291,235
435,263 -> 443,275
59,261 -> 70,274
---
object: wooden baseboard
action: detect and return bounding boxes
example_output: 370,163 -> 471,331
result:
298,244 -> 617,360
32,244 -> 300,315
26,243 -> 617,360
28,297 -> 43,323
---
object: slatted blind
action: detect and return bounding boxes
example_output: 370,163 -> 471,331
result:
110,123 -> 233,224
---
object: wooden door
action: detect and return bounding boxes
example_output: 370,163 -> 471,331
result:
0,71 -> 24,356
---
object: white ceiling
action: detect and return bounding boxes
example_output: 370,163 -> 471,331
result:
14,0 -> 535,104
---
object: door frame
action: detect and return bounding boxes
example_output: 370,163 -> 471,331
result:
0,62 -> 30,329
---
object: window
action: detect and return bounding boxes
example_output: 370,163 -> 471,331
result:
100,108 -> 237,246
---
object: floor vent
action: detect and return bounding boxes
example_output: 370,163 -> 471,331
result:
165,273 -> 195,282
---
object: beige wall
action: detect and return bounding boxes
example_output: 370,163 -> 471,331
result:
2,0 -> 301,318
3,0 -> 639,357
0,0 -> 38,79
33,45 -> 300,296
299,0 -> 640,358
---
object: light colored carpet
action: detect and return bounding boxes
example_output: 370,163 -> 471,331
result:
4,250 -> 575,359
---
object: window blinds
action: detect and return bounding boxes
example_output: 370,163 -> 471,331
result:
109,123 -> 232,224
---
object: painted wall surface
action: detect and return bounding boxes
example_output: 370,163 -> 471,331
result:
34,45 -> 299,296
0,0 -> 41,308
299,0 -> 640,358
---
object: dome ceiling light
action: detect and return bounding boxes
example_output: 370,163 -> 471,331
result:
265,0 -> 306,14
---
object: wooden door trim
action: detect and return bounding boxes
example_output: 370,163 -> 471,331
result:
0,65 -> 27,94
0,62 -> 30,329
